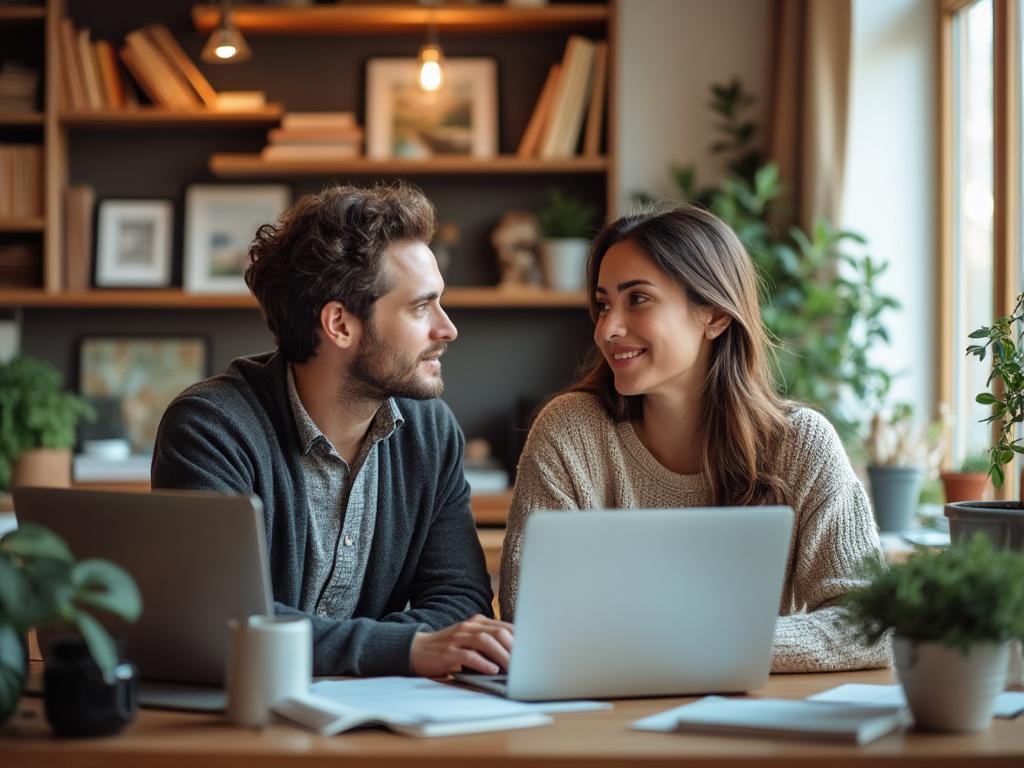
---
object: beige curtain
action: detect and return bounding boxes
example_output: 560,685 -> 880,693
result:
768,0 -> 852,232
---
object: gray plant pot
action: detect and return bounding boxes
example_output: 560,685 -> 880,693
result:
894,637 -> 1009,732
867,465 -> 923,532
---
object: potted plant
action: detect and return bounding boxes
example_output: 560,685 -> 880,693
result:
0,522 -> 141,730
536,188 -> 598,292
0,355 -> 94,493
865,404 -> 945,532
941,449 -> 992,504
842,533 -> 1024,731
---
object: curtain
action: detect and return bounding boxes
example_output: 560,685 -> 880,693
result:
768,0 -> 852,232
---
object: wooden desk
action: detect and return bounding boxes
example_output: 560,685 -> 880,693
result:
3,669 -> 1022,767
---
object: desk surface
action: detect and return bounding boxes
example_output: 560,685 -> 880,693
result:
3,669 -> 1023,767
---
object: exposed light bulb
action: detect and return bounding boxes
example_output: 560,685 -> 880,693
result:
418,44 -> 444,92
215,44 -> 238,60
201,0 -> 252,64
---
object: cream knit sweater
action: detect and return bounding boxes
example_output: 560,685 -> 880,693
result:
499,392 -> 892,673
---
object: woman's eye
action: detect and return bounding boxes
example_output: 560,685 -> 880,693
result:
629,293 -> 648,305
594,300 -> 609,313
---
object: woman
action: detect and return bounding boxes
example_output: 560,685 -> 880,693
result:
499,204 -> 890,672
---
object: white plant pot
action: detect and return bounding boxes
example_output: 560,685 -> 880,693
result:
894,636 -> 1009,732
540,238 -> 589,292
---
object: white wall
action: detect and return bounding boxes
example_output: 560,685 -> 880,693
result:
615,0 -> 772,214
842,0 -> 936,418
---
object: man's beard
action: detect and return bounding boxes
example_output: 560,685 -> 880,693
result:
348,322 -> 447,401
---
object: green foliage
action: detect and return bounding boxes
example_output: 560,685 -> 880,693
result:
0,523 -> 141,725
959,449 -> 992,474
633,79 -> 900,446
841,533 -> 1024,654
537,189 -> 599,239
0,355 -> 94,492
966,292 -> 1024,489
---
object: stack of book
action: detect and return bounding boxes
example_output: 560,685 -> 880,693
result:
0,62 -> 40,113
0,144 -> 43,217
60,20 -> 258,113
518,35 -> 608,159
260,112 -> 364,162
0,244 -> 41,288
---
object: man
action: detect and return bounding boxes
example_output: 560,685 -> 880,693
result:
152,183 -> 512,677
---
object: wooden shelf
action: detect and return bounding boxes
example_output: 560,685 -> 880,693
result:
0,6 -> 45,22
210,153 -> 608,177
60,105 -> 283,129
192,3 -> 608,35
0,216 -> 45,232
0,112 -> 44,126
0,286 -> 587,309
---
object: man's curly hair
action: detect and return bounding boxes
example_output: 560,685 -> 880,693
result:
245,182 -> 436,362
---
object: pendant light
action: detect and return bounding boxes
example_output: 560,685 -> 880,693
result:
202,0 -> 252,64
417,1 -> 445,92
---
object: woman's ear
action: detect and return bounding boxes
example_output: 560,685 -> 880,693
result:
319,300 -> 362,351
705,309 -> 733,340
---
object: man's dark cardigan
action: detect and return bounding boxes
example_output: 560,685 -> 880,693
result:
151,351 -> 493,676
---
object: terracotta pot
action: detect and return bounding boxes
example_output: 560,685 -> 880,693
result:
940,471 -> 990,504
11,447 -> 72,488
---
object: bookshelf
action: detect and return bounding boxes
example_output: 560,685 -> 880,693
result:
10,0 -> 611,476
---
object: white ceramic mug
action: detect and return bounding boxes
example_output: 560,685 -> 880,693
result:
225,615 -> 312,727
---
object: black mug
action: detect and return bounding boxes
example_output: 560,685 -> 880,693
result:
44,637 -> 138,737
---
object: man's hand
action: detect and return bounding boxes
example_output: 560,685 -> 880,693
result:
410,614 -> 515,677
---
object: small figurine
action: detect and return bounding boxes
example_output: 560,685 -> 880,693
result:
490,211 -> 543,288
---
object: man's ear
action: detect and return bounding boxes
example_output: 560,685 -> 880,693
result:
319,300 -> 362,351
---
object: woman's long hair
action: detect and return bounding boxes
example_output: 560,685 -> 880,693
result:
571,203 -> 792,506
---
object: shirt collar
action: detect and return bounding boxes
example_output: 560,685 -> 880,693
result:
286,365 -> 404,456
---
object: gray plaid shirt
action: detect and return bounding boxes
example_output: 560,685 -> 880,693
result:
287,367 -> 403,619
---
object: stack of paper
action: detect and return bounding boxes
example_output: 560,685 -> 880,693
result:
272,677 -> 552,737
809,683 -> 1024,719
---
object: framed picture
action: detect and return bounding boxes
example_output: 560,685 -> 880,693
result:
184,184 -> 291,294
94,199 -> 173,287
77,336 -> 210,454
366,57 -> 497,159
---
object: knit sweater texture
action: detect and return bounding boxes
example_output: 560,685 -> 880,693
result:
499,392 -> 892,673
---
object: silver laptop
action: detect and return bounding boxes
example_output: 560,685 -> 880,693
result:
455,506 -> 794,701
13,487 -> 273,706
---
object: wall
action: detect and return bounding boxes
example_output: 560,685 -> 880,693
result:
615,0 -> 773,214
842,0 -> 936,419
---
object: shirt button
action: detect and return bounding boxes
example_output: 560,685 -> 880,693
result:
344,536 -> 354,547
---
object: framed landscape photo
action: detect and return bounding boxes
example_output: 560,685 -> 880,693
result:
184,184 -> 291,294
77,335 -> 210,454
94,199 -> 173,287
366,57 -> 497,160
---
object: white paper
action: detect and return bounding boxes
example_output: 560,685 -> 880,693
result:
809,683 -> 1024,719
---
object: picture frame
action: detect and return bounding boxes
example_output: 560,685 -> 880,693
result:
94,199 -> 173,287
183,184 -> 291,294
77,335 -> 210,454
366,57 -> 497,160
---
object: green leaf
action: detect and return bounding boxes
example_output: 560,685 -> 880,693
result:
992,463 -> 1005,488
976,393 -> 999,405
968,328 -> 990,339
73,610 -> 119,684
0,622 -> 26,726
0,524 -> 73,562
71,559 -> 142,622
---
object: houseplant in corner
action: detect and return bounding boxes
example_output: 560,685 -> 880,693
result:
0,355 -> 94,493
0,522 -> 142,732
536,188 -> 598,292
842,533 -> 1024,731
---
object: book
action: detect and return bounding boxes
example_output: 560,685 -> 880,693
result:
58,20 -> 87,111
215,91 -> 267,111
267,126 -> 364,144
517,63 -> 561,158
119,46 -> 164,107
540,35 -> 596,159
146,24 -> 219,108
64,185 -> 96,291
632,696 -> 909,746
95,41 -> 126,110
77,28 -> 104,110
281,111 -> 356,130
259,144 -> 361,161
583,40 -> 607,157
271,678 -> 552,738
125,29 -> 199,109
